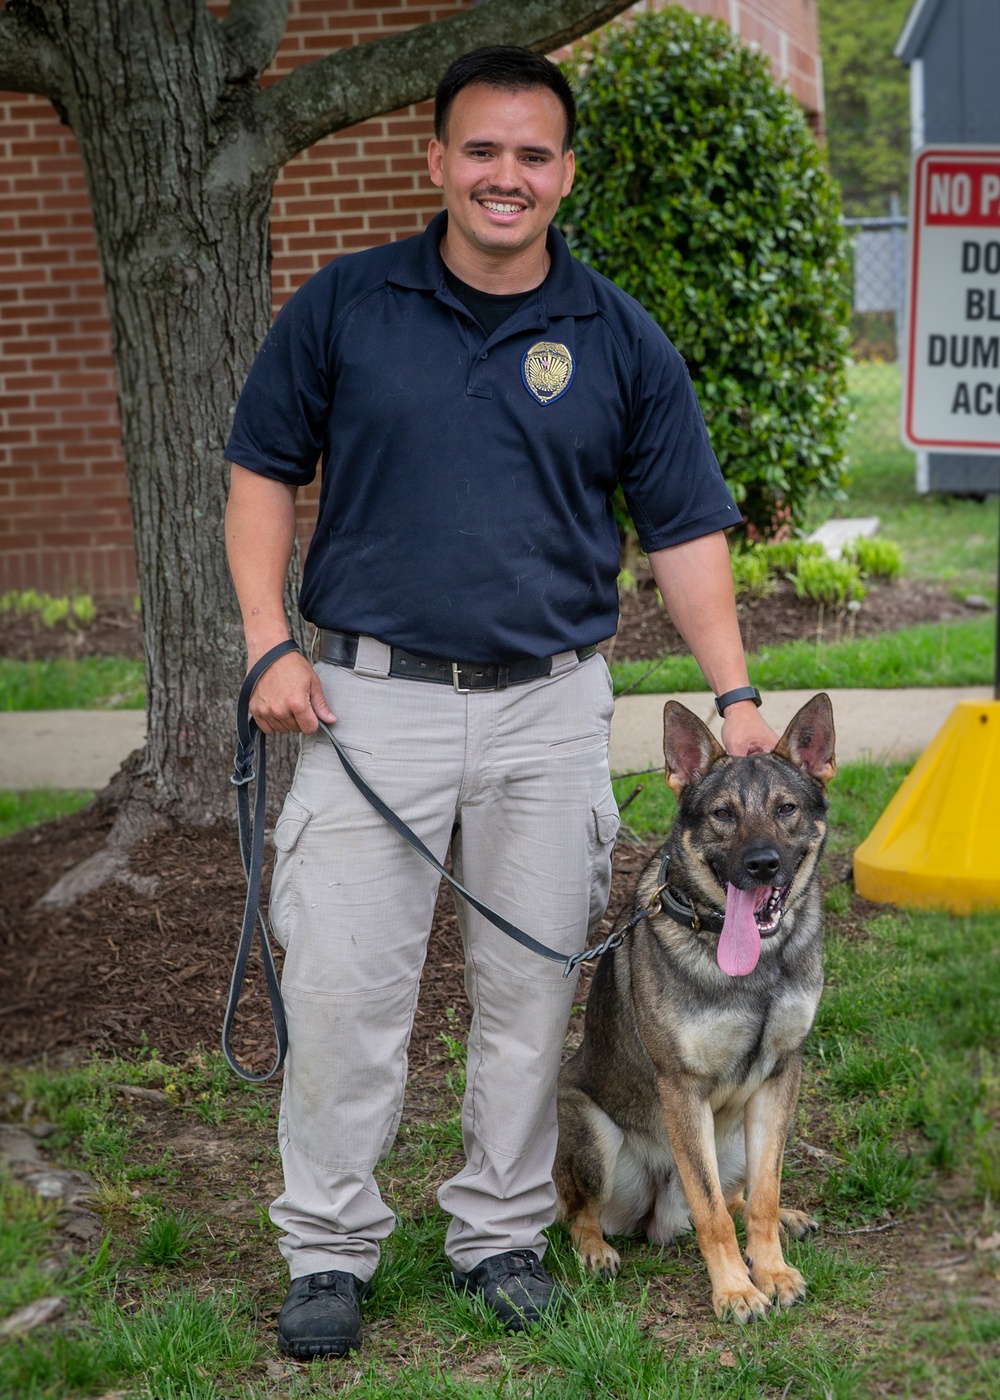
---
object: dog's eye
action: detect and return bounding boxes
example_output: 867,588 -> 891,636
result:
712,806 -> 736,822
778,802 -> 797,816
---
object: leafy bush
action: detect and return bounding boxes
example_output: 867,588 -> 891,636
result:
729,545 -> 773,599
759,539 -> 825,575
562,7 -> 851,535
793,555 -> 866,607
845,535 -> 903,579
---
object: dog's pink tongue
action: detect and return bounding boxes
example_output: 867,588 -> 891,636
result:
718,884 -> 767,976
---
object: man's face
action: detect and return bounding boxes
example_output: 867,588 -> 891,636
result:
428,83 -> 575,265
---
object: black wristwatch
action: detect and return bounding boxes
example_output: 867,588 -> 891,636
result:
714,685 -> 762,717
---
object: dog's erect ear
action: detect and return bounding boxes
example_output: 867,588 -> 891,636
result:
663,701 -> 727,797
773,693 -> 836,787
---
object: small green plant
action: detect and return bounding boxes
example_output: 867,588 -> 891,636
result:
845,535 -> 903,579
729,545 -> 773,599
793,554 -> 867,607
134,1208 -> 199,1268
438,1007 -> 467,1100
760,538 -> 825,574
0,588 -> 98,628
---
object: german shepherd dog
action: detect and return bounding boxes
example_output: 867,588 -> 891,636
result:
555,694 -> 835,1322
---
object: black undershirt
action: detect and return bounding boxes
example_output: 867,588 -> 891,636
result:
442,265 -> 539,339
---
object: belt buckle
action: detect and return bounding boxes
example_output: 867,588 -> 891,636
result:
452,661 -> 471,694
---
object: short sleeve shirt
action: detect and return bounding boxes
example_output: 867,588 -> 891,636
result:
225,211 -> 739,662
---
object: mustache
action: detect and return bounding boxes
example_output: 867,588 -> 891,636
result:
472,185 -> 536,208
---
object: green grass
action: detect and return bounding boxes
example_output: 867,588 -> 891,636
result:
0,788 -> 94,838
610,616 -> 994,696
0,656 -> 145,711
837,360 -> 999,600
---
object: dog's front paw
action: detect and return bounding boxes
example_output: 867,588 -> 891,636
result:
578,1238 -> 621,1277
751,1262 -> 806,1308
712,1279 -> 770,1323
779,1208 -> 818,1239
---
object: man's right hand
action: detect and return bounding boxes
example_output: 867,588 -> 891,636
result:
248,647 -> 337,735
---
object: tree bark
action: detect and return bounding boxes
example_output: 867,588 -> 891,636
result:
0,0 -> 632,901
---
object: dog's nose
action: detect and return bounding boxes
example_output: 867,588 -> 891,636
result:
743,847 -> 781,882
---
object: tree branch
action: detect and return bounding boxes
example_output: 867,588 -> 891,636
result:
0,6 -> 65,98
219,0 -> 290,81
254,0 -> 633,173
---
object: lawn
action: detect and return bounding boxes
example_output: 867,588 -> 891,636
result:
1,759 -> 998,1398
829,360 -> 998,601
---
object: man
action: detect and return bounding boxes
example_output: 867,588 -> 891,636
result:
225,46 -> 776,1358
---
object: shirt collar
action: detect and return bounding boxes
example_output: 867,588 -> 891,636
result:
386,209 -> 596,317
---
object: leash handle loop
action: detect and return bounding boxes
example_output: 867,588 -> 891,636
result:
223,639 -> 300,1083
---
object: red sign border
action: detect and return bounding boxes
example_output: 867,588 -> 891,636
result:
903,144 -> 1000,453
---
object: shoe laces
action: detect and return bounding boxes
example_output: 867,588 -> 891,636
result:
493,1250 -> 542,1279
306,1272 -> 356,1298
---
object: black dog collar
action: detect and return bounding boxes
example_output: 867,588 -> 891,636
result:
655,850 -> 726,934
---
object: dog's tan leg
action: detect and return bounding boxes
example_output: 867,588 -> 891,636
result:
743,1060 -> 807,1308
657,1084 -> 768,1323
569,1203 -> 621,1277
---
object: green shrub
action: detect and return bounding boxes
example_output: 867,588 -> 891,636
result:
562,6 -> 851,535
793,555 -> 866,607
729,545 -> 773,599
845,535 -> 903,579
760,539 -> 825,575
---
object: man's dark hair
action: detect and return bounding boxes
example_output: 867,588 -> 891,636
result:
434,47 -> 577,151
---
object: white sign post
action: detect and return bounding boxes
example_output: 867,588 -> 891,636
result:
902,145 -> 1000,453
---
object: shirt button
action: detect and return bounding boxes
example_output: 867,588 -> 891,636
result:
480,352 -> 488,360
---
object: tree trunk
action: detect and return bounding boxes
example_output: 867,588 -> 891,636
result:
30,3 -> 296,906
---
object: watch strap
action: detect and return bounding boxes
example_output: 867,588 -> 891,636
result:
714,685 -> 762,717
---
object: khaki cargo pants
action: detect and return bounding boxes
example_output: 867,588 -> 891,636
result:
268,639 -> 619,1281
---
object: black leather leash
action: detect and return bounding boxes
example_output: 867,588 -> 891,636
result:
224,639 -> 640,1081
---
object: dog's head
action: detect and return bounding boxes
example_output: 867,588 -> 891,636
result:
661,694 -> 835,975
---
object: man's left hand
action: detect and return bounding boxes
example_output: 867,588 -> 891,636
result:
721,701 -> 778,756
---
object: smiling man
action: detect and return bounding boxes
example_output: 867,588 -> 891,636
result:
224,46 -> 775,1359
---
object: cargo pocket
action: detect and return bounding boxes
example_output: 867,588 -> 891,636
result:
269,793 -> 313,951
587,790 -> 621,933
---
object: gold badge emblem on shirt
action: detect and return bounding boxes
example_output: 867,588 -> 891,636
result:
521,341 -> 575,405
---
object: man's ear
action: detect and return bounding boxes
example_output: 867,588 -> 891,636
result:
773,693 -> 837,788
427,138 -> 444,189
663,700 -> 727,797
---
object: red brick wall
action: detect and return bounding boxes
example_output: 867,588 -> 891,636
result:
0,0 -> 823,600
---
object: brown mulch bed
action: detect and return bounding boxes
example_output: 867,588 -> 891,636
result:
0,807 -> 655,1070
0,571 -> 982,1068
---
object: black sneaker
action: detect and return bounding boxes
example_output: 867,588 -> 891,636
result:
277,1270 -> 370,1358
452,1250 -> 565,1333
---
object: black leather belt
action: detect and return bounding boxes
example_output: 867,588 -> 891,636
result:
316,629 -> 597,692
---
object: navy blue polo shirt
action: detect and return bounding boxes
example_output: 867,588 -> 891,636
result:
225,211 -> 739,662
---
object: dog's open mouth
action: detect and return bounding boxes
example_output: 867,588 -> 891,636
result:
717,883 -> 789,977
755,884 -> 789,937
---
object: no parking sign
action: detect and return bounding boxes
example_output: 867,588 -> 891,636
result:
902,145 -> 1000,453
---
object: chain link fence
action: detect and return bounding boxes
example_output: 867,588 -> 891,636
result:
843,202 -> 911,466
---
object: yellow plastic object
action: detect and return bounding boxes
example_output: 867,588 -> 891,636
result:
853,700 -> 1000,913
